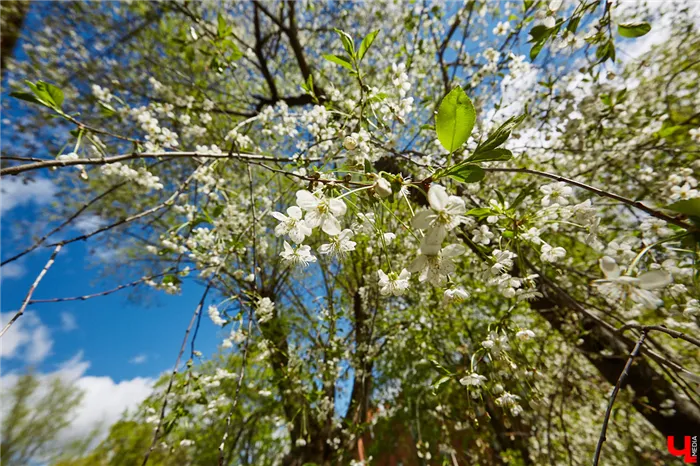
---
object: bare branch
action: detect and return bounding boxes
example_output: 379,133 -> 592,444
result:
0,245 -> 61,338
592,332 -> 646,466
142,283 -> 212,466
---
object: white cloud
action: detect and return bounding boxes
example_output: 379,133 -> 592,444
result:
0,311 -> 53,363
129,353 -> 148,364
0,350 -> 156,453
1,261 -> 26,281
0,177 -> 56,213
72,214 -> 107,234
60,312 -> 78,332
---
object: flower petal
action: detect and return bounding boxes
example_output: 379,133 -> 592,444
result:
599,256 -> 620,279
287,206 -> 303,220
442,243 -> 466,258
321,215 -> 341,236
637,270 -> 672,290
296,190 -> 319,209
270,211 -> 287,222
411,210 -> 433,230
428,184 -> 448,211
408,255 -> 427,273
329,198 -> 347,217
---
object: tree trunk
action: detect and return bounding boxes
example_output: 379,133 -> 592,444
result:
1,0 -> 29,72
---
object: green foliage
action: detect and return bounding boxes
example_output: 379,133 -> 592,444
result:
10,80 -> 64,111
443,163 -> 485,183
666,198 -> 700,218
618,21 -> 652,38
322,54 -> 354,70
436,85 -> 476,153
357,30 -> 379,61
1,373 -> 84,466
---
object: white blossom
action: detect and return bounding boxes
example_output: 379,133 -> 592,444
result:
271,206 -> 313,244
594,256 -> 671,309
377,269 -> 411,296
280,241 -> 317,267
296,190 -> 347,236
318,229 -> 356,257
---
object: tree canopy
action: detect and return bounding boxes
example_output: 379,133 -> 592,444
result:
1,1 -> 699,465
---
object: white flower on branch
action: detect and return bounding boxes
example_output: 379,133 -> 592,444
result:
540,182 -> 572,206
377,269 -> 411,296
593,256 -> 672,309
408,243 -> 466,287
256,297 -> 275,324
459,372 -> 486,387
208,305 -> 226,327
271,206 -> 313,244
411,184 -> 467,246
296,190 -> 347,236
540,243 -> 566,263
280,241 -> 317,268
318,229 -> 356,257
443,287 -> 470,303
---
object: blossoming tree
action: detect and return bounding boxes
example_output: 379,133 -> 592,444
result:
2,0 -> 699,465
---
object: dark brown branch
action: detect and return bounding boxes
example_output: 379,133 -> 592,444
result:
483,167 -> 696,231
592,332 -> 646,466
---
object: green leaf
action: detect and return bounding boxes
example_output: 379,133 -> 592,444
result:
333,28 -> 355,57
447,164 -> 485,184
9,91 -> 43,106
358,30 -> 379,61
530,39 -> 546,60
595,40 -> 615,63
217,13 -> 227,37
433,375 -> 452,389
474,114 -> 526,154
41,81 -> 64,108
162,274 -> 182,285
467,207 -> 492,216
322,54 -> 354,70
14,80 -> 64,110
468,148 -> 513,163
618,21 -> 651,38
666,198 -> 700,217
528,25 -> 551,42
436,85 -> 476,153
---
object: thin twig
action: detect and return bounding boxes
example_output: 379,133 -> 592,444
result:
1,150 -> 312,177
618,323 -> 700,349
142,283 -> 212,466
28,272 -> 170,304
592,332 -> 646,466
0,245 -> 62,339
217,302 -> 254,465
218,163 -> 259,464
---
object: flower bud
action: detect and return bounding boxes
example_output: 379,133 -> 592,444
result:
374,176 -> 392,198
343,136 -> 358,151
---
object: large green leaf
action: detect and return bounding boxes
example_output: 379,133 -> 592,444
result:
358,30 -> 379,61
618,21 -> 651,38
436,86 -> 476,153
447,164 -> 485,184
322,54 -> 354,70
666,198 -> 700,217
468,148 -> 513,163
